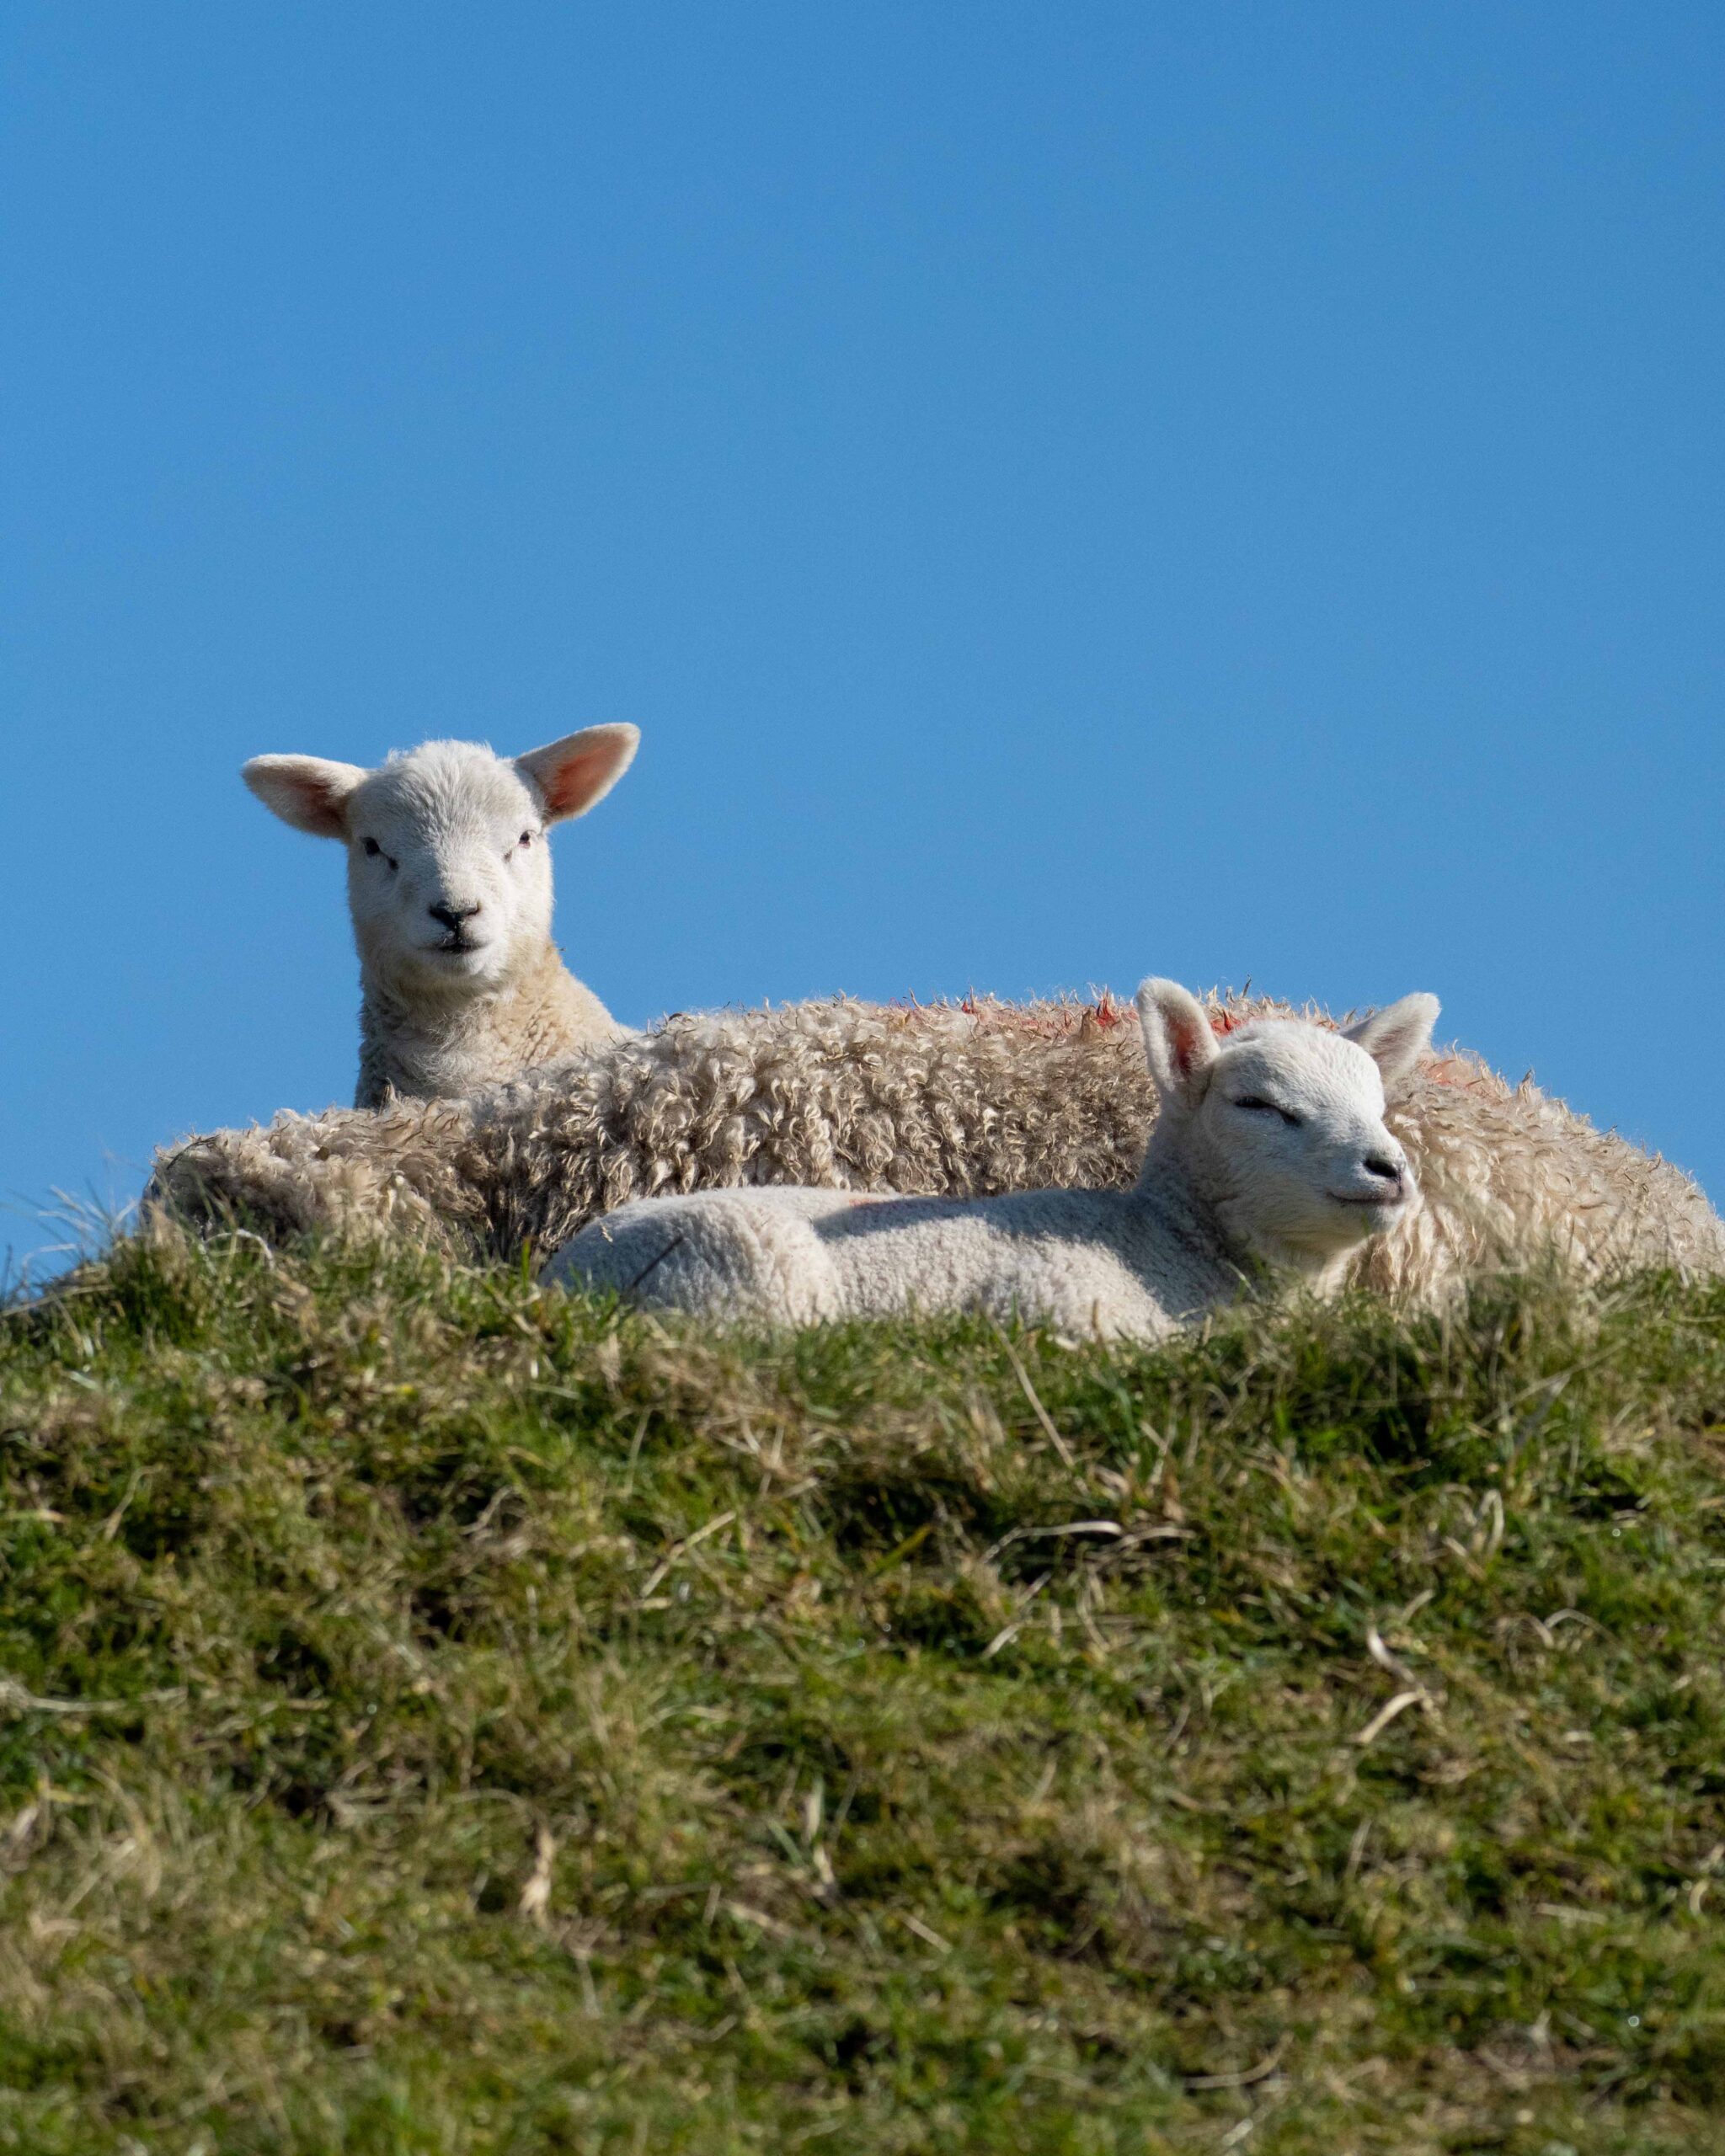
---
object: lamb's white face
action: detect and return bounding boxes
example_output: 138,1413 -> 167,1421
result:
340,745 -> 553,995
242,728 -> 638,1002
1136,980 -> 1439,1270
1189,1025 -> 1413,1260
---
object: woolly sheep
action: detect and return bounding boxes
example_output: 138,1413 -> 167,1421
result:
544,982 -> 1437,1336
145,990 -> 1725,1307
243,729 -> 639,1107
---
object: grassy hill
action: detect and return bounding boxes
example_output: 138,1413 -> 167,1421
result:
3,1231 -> 1725,2153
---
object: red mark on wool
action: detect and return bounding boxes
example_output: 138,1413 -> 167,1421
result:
1422,1054 -> 1491,1092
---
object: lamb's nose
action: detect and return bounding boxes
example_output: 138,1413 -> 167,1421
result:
429,899 -> 481,931
1363,1151 -> 1404,1188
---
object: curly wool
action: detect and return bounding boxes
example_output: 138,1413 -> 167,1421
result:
146,994 -> 1725,1303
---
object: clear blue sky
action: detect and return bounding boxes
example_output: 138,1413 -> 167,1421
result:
4,4 -> 1722,1278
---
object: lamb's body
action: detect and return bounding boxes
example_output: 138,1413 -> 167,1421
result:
147,991 -> 1725,1306
555,1182 -> 1235,1337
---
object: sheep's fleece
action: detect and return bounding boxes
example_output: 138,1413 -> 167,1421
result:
146,994 -> 1725,1305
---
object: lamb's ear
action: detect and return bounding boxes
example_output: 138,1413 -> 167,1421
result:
516,724 -> 640,824
1135,978 -> 1220,1107
242,755 -> 369,839
1344,994 -> 1439,1091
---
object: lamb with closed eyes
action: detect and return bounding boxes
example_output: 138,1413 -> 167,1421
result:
543,979 -> 1438,1338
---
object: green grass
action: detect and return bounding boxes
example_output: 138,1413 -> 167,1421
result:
4,1233 -> 1725,2152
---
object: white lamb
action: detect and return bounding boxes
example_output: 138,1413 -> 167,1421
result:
543,979 -> 1439,1338
243,728 -> 639,1107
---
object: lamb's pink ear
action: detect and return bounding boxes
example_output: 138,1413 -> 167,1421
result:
242,755 -> 369,839
1135,978 -> 1220,1107
516,724 -> 640,824
1344,994 -> 1439,1091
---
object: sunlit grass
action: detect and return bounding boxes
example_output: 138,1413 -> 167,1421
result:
3,1228 -> 1725,2150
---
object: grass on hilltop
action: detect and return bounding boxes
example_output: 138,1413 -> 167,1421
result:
3,1229 -> 1725,2153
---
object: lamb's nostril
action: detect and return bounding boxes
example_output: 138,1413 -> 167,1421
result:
429,900 -> 482,930
1364,1153 -> 1404,1186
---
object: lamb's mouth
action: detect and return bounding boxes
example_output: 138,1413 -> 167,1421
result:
1329,1191 -> 1406,1211
428,937 -> 483,958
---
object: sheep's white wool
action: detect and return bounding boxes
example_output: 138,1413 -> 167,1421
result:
542,982 -> 1434,1336
146,990 -> 1725,1310
242,728 -> 638,1106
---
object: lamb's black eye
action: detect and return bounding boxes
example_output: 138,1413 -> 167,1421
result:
519,830 -> 533,847
362,836 -> 381,857
1236,1096 -> 1301,1127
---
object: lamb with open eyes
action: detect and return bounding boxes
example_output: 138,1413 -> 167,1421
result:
243,728 -> 639,1108
542,978 -> 1439,1338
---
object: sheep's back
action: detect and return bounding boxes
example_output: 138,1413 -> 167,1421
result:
1360,1053 -> 1725,1295
467,997 -> 1159,1257
146,993 -> 1725,1299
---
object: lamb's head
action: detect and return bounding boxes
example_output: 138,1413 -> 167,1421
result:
1135,978 -> 1439,1274
242,728 -> 638,999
